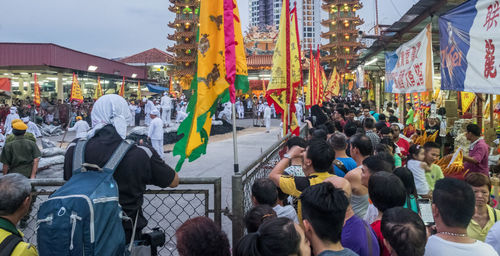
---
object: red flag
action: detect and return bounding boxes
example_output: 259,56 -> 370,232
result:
0,78 -> 11,92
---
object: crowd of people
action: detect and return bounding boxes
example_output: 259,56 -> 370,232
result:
1,94 -> 500,255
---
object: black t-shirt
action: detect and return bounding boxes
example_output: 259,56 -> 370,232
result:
63,125 -> 176,231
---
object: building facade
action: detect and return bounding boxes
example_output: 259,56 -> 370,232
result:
321,0 -> 364,72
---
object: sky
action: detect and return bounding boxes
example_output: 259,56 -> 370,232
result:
0,0 -> 416,59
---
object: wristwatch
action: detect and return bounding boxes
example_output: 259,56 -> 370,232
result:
283,153 -> 292,160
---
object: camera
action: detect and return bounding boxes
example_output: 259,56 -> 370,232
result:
143,228 -> 165,255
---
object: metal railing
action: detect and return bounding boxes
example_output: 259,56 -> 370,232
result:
22,177 -> 221,256
231,124 -> 307,243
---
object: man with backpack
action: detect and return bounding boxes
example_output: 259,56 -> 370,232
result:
37,95 -> 179,256
0,173 -> 38,256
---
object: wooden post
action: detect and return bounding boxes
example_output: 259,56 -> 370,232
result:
490,94 -> 495,128
476,93 -> 483,131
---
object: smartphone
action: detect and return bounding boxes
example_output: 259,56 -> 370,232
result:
418,198 -> 435,226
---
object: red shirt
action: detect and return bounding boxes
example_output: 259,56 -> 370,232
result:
395,137 -> 410,156
370,220 -> 390,256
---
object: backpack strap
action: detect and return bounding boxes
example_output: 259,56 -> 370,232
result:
363,222 -> 373,256
0,234 -> 23,256
333,159 -> 348,174
72,139 -> 88,175
102,140 -> 134,174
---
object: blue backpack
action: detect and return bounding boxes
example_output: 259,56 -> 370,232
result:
37,139 -> 134,256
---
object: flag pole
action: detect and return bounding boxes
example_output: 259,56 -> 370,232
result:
232,103 -> 239,173
285,0 -> 291,136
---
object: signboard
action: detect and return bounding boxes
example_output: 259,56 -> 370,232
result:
385,24 -> 434,93
439,0 -> 500,94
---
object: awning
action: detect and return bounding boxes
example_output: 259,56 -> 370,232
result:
146,83 -> 169,94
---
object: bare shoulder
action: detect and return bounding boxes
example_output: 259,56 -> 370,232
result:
344,167 -> 361,182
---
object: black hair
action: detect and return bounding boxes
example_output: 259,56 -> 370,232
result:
363,117 -> 375,129
379,113 -> 386,121
380,126 -> 392,136
387,102 -> 393,108
324,122 -> 336,134
408,144 -> 424,161
380,138 -> 396,154
381,207 -> 427,256
350,134 -> 373,156
407,103 -> 413,107
423,141 -> 439,151
328,133 -> 348,151
344,124 -> 358,138
375,144 -> 392,155
393,167 -> 418,198
388,116 -> 399,123
346,108 -> 355,115
466,124 -> 481,137
287,136 -> 307,149
252,178 -> 278,206
12,129 -> 26,136
333,121 -> 343,133
368,172 -> 406,212
363,154 -> 394,174
311,128 -> 327,141
311,105 -> 328,126
433,178 -> 475,228
300,183 -> 349,243
244,205 -> 277,233
307,139 -> 335,172
235,217 -> 300,256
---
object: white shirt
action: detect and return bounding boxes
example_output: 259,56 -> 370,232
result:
148,117 -> 164,140
273,205 -> 298,223
160,95 -> 172,109
486,221 -> 500,255
4,113 -> 20,134
68,120 -> 90,139
264,106 -> 271,119
145,100 -> 155,114
407,159 -> 430,195
26,121 -> 42,137
424,235 -> 498,256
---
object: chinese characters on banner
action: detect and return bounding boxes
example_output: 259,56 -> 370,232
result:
385,24 -> 433,94
356,65 -> 365,89
439,0 -> 500,94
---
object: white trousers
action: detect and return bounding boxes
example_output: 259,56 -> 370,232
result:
145,114 -> 151,126
151,139 -> 164,160
129,112 -> 135,126
218,110 -> 231,121
237,108 -> 244,118
162,108 -> 171,125
265,117 -> 271,131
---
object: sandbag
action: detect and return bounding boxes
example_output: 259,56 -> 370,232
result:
41,147 -> 66,157
38,155 -> 65,170
41,139 -> 57,149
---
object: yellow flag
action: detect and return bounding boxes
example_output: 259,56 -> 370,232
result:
70,73 -> 83,104
137,81 -> 141,99
94,76 -> 103,100
461,92 -> 475,113
266,0 -> 300,135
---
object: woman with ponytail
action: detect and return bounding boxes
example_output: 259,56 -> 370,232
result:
235,217 -> 310,256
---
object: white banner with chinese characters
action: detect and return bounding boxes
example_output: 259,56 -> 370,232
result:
439,0 -> 500,94
385,24 -> 434,93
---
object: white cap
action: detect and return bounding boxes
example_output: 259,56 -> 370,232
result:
21,117 -> 29,123
151,109 -> 160,116
142,98 -> 147,102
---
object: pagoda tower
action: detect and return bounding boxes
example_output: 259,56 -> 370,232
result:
320,0 -> 364,73
167,0 -> 199,89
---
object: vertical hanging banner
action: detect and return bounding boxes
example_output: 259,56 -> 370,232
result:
461,91 -> 476,112
137,80 -> 142,99
439,0 -> 500,94
356,65 -> 365,88
34,74 -> 41,107
385,24 -> 434,93
266,0 -> 301,136
118,76 -> 125,97
70,73 -> 83,104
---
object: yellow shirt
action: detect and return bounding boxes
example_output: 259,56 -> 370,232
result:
0,218 -> 38,256
467,205 -> 500,241
279,171 -> 334,221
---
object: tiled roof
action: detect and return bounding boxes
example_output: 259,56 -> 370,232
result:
120,48 -> 174,64
247,54 -> 273,67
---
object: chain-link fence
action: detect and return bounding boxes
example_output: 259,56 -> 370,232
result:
231,124 -> 307,243
21,177 -> 221,256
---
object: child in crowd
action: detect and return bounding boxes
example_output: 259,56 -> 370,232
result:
406,144 -> 431,197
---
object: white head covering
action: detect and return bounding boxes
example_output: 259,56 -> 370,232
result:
10,107 -> 16,114
88,94 -> 132,139
142,97 -> 147,103
163,92 -> 168,96
391,123 -> 404,131
21,117 -> 29,123
150,108 -> 160,116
